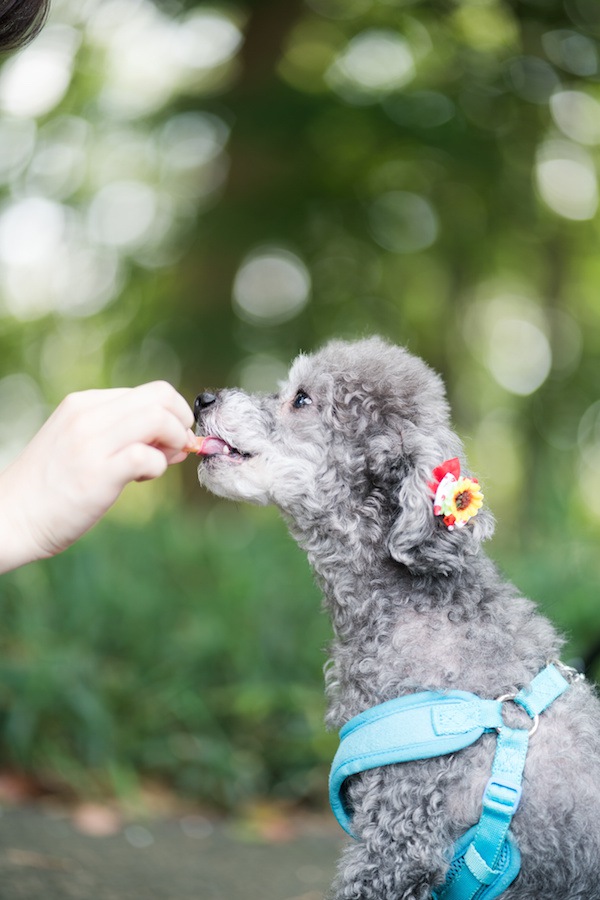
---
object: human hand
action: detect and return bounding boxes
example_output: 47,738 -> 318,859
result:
0,382 -> 195,573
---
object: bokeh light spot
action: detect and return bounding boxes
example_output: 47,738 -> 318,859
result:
487,319 -> 552,396
0,26 -> 79,119
328,29 -> 415,101
535,141 -> 598,220
0,196 -> 121,320
233,249 -> 311,325
0,118 -> 36,184
0,197 -> 65,267
26,116 -> 89,199
550,91 -> 600,146
159,112 -> 229,171
368,191 -> 438,254
88,180 -> 159,249
542,30 -> 598,77
235,355 -> 289,393
466,293 -> 554,397
178,10 -> 243,71
452,3 -> 519,52
91,3 -> 243,118
506,55 -> 560,105
158,112 -> 230,202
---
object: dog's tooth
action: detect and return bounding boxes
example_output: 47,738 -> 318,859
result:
223,445 -> 231,455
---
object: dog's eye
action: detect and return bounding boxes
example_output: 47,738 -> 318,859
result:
292,390 -> 313,409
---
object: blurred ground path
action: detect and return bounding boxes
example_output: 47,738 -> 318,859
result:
0,806 -> 343,899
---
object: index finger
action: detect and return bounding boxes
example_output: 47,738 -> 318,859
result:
130,381 -> 195,429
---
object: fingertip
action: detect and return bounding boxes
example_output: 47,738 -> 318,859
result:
139,381 -> 195,428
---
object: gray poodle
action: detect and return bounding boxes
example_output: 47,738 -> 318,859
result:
194,336 -> 600,900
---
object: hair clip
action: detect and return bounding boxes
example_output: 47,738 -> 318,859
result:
428,458 -> 483,531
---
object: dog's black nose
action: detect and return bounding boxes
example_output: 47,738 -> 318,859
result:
194,391 -> 217,422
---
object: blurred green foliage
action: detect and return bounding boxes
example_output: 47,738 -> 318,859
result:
0,505 -> 598,809
0,507 -> 334,807
0,0 -> 600,807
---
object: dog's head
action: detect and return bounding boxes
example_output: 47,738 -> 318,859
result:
195,337 -> 494,575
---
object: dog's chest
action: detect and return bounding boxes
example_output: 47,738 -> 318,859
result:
388,608 -> 470,691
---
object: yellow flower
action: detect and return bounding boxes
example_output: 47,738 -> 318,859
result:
440,477 -> 484,528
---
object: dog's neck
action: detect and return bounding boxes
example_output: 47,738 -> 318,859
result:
309,542 -> 490,637
287,508 -> 491,635
285,512 -> 561,726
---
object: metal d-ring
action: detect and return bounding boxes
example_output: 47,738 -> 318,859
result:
495,692 -> 540,737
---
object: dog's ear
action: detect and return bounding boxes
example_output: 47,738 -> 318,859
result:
385,430 -> 495,576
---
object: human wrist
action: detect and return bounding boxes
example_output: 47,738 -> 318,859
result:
0,462 -> 50,574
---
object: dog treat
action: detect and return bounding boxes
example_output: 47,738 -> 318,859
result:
184,435 -> 233,456
183,435 -> 209,455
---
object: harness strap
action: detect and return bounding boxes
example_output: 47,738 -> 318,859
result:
436,665 -> 573,900
513,662 -> 572,718
329,690 -> 503,836
435,726 -> 529,900
329,663 -> 576,900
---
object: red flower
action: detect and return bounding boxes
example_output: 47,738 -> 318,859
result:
428,458 -> 460,495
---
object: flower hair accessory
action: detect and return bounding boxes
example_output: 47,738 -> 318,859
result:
428,458 -> 483,531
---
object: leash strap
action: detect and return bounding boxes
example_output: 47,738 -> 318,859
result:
329,664 -> 574,899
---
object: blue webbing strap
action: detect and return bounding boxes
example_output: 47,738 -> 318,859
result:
329,690 -> 504,836
513,663 -> 572,718
329,664 -> 573,900
434,726 -> 529,900
435,662 -> 573,900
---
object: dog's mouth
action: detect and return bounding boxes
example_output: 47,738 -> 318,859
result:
198,435 -> 252,462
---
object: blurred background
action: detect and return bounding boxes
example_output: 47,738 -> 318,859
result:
0,0 -> 599,820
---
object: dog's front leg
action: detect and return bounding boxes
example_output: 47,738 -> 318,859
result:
329,766 -> 452,900
330,838 -> 441,900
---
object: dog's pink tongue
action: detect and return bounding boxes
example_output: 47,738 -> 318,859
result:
197,436 -> 231,456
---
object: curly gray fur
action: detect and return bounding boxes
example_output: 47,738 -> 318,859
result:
195,337 -> 600,900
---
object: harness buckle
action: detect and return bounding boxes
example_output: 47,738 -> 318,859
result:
549,658 -> 585,684
483,775 -> 523,816
495,693 -> 540,737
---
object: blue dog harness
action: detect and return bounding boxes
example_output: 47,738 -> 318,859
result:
329,663 -> 580,900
